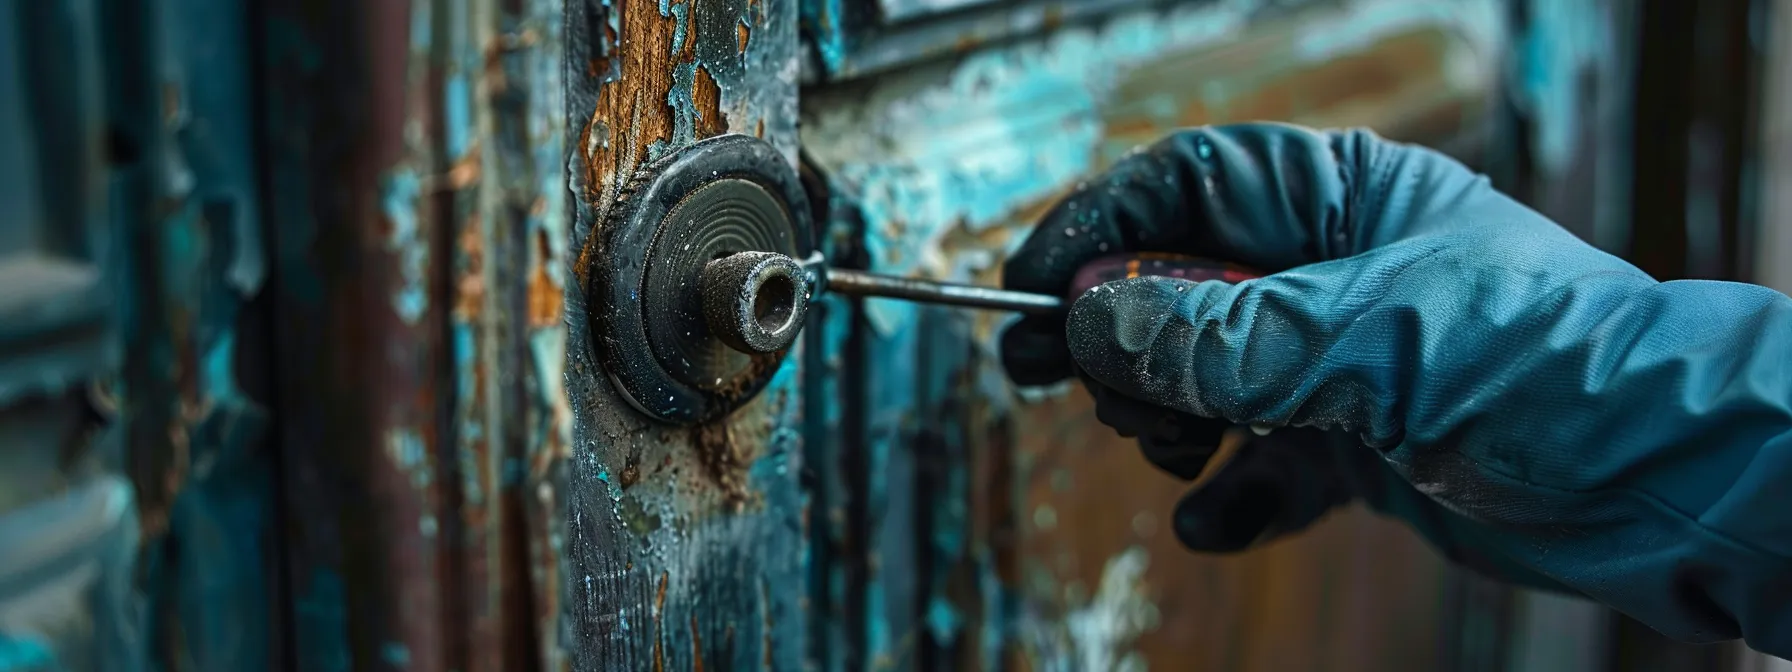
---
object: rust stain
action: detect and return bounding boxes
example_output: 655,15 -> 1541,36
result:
527,229 -> 563,327
657,571 -> 669,611
710,348 -> 782,402
456,214 -> 487,320
573,0 -> 738,286
483,35 -> 511,95
759,578 -> 772,670
529,483 -> 562,670
691,421 -> 753,506
652,571 -> 669,671
446,144 -> 484,189
689,614 -> 706,672
691,66 -> 728,139
619,449 -> 641,488
736,23 -> 751,54
574,0 -> 683,204
162,81 -> 183,125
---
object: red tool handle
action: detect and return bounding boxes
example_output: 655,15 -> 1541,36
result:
1067,252 -> 1262,300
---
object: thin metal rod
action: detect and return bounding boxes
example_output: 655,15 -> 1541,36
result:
821,268 -> 1064,315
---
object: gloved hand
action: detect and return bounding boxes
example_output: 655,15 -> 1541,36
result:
1001,123 -> 1792,657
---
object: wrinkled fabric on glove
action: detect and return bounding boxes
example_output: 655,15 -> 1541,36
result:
1000,122 -> 1792,657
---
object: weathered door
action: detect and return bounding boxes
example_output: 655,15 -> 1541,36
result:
0,0 -> 1681,670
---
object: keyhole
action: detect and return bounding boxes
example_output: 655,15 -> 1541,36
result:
754,272 -> 797,334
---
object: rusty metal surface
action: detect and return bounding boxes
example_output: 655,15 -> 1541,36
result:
558,0 -> 808,664
801,0 -> 1511,668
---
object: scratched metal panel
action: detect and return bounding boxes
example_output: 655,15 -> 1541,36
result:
802,0 -> 1515,668
558,0 -> 808,666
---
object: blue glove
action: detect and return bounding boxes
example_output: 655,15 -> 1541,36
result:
1000,123 -> 1792,657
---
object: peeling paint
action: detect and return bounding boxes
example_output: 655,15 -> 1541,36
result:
1511,0 -> 1616,174
388,427 -> 432,488
1064,547 -> 1157,672
0,636 -> 55,670
381,168 -> 431,325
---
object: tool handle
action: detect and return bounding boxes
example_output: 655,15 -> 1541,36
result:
1067,252 -> 1262,301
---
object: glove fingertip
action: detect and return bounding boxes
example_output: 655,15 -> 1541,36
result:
1065,276 -> 1206,398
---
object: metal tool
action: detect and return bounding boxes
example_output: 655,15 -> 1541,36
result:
701,249 -> 1260,356
813,251 -> 1259,314
811,255 -> 1066,314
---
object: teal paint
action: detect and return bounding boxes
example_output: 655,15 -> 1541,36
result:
380,642 -> 412,667
0,635 -> 55,672
201,331 -> 238,399
114,0 -> 284,669
926,596 -> 964,643
976,556 -> 1008,670
409,0 -> 433,52
293,569 -> 352,672
450,317 -> 484,507
800,0 -> 849,73
388,427 -> 432,489
665,0 -> 690,53
380,169 -> 430,325
1514,0 -> 1615,174
445,74 -> 472,158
